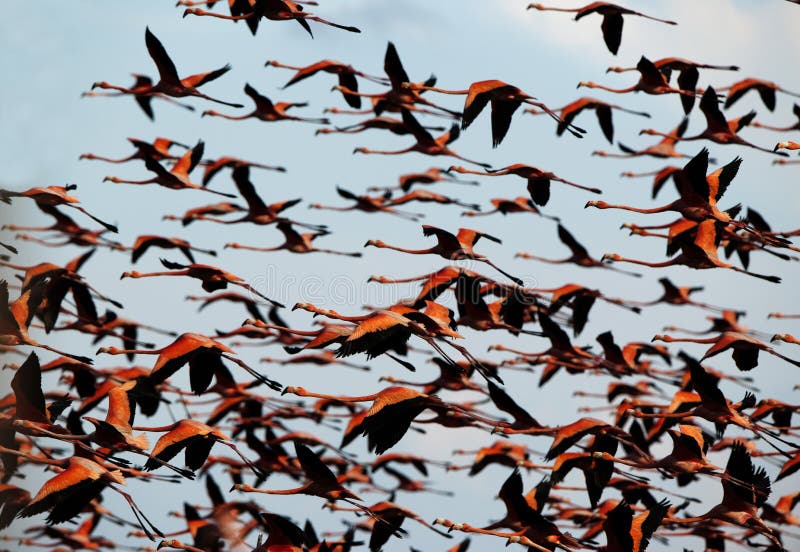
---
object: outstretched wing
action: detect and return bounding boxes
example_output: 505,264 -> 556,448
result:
600,13 -> 624,55
181,64 -> 232,89
145,28 -> 180,85
557,224 -> 589,258
244,83 -> 274,113
232,165 -> 268,212
401,109 -> 434,144
384,42 -> 410,89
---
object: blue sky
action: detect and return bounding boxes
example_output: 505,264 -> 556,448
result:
2,1 -> 800,550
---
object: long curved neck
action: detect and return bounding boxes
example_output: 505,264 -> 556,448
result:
97,83 -> 136,94
101,347 -> 162,356
657,335 -> 717,344
530,5 -> 578,13
1,224 -> 53,231
594,150 -> 638,158
131,422 -> 180,432
634,410 -> 693,419
267,61 -> 302,71
611,256 -> 677,269
621,169 -> 662,177
585,83 -> 637,94
253,323 -> 321,336
596,202 -> 674,214
0,445 -> 63,467
304,307 -> 373,322
186,9 -> 251,20
294,389 -> 379,403
753,122 -> 795,132
410,85 -> 469,95
229,244 -> 284,252
109,177 -> 158,185
375,243 -> 437,255
14,235 -> 66,247
246,484 -> 311,495
516,253 -> 566,264
204,111 -> 252,121
128,270 -> 188,278
371,272 -> 432,283
450,167 -> 493,176
192,215 -> 239,224
358,147 -> 414,156
83,154 -> 136,163
310,205 -> 354,211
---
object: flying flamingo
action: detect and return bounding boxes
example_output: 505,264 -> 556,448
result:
638,87 -> 788,156
183,0 -> 361,37
752,103 -> 800,132
527,3 -> 676,55
663,443 -> 783,549
0,184 -> 118,233
201,83 -> 329,124
232,442 -> 365,507
225,221 -> 362,257
330,42 -> 461,119
265,58 -> 387,108
189,166 -> 323,231
83,74 -> 196,119
593,118 -> 691,159
632,353 -> 795,452
128,235 -> 216,264
603,220 -> 782,283
200,156 -> 286,187
365,225 -> 523,284
1,281 -> 93,363
402,79 -> 585,146
517,224 -> 641,277
586,149 -> 744,226
98,332 -> 281,392
462,197 -> 558,220
103,141 -> 236,198
627,277 -> 724,311
385,189 -> 480,211
447,164 -> 600,206
652,332 -> 800,371
7,452 -> 162,540
309,186 -> 424,221
282,386 -> 450,454
577,56 -> 697,114
525,96 -> 650,143
160,202 -> 241,226
353,109 -> 491,168
291,301 -> 481,373
80,137 -> 188,165
91,28 -> 243,108
722,77 -> 800,112
317,115 -> 447,137
606,57 -> 739,112
120,258 -> 283,306
133,418 -> 263,476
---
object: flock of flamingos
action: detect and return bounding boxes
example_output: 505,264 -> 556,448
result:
3,1 -> 800,551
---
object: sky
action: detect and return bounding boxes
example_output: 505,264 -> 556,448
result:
2,1 -> 800,551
